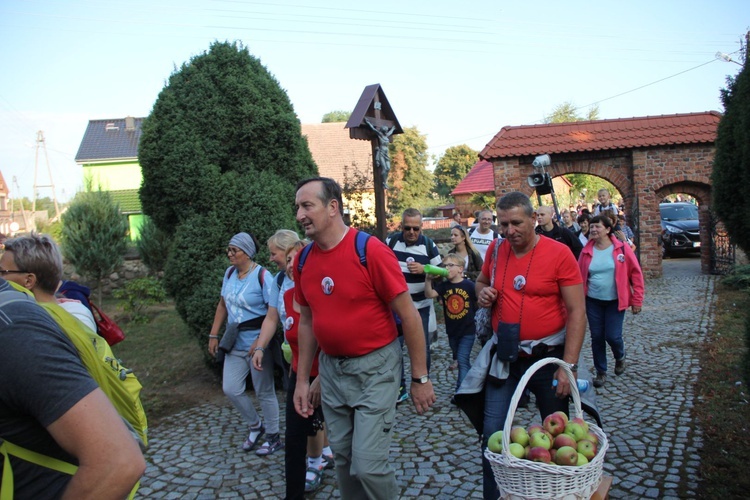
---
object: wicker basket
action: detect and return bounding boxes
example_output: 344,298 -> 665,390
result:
484,357 -> 608,500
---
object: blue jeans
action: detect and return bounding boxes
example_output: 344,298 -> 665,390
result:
481,351 -> 569,500
586,296 -> 626,374
449,334 -> 474,391
398,305 -> 431,388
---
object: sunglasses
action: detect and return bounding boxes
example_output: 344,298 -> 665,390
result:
403,226 -> 421,232
0,269 -> 27,275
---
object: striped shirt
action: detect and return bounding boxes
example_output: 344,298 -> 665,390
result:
386,233 -> 442,309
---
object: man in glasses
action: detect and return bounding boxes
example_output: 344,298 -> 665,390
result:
469,209 -> 500,263
386,208 -> 442,404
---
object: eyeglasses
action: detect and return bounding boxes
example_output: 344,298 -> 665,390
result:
403,226 -> 421,232
226,247 -> 244,256
0,269 -> 27,275
444,263 -> 460,268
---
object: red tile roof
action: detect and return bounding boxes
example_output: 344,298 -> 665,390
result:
301,123 -> 374,188
451,160 -> 494,195
480,111 -> 721,160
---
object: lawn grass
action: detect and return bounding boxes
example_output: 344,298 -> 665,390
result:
107,300 -> 222,426
695,283 -> 750,498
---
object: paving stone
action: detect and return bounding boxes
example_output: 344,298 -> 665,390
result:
139,258 -> 710,498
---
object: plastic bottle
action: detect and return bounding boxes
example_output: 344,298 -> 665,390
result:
423,264 -> 449,277
552,379 -> 590,393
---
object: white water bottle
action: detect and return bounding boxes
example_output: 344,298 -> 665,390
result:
552,379 -> 590,392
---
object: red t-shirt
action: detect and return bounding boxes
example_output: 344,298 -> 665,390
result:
482,236 -> 582,341
283,287 -> 319,376
294,228 -> 407,357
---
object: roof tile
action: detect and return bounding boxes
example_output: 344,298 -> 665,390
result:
75,117 -> 144,162
451,160 -> 494,195
480,111 -> 721,159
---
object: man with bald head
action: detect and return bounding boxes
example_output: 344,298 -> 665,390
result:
535,206 -> 583,260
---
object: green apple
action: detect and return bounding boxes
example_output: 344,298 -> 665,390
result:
564,422 -> 587,442
577,453 -> 589,466
510,426 -> 530,447
508,442 -> 526,459
487,430 -> 504,453
584,431 -> 599,447
529,431 -> 552,450
577,439 -> 597,460
570,417 -> 589,433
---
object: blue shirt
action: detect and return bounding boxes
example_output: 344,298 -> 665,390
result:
221,266 -> 271,351
587,246 -> 617,300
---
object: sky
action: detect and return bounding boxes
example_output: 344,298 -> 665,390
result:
0,0 -> 747,202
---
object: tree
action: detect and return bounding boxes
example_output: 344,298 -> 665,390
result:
712,52 -> 750,253
136,217 -> 171,276
60,190 -> 129,305
469,193 -> 496,212
322,110 -> 351,123
544,101 -> 600,123
387,126 -> 433,215
433,144 -> 478,198
138,41 -> 317,348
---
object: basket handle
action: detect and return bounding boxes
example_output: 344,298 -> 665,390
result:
501,357 -> 583,456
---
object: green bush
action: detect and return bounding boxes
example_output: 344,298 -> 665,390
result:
113,277 -> 167,324
720,265 -> 750,291
136,218 -> 171,275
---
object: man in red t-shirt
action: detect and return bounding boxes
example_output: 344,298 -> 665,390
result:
474,191 -> 586,500
293,177 -> 435,500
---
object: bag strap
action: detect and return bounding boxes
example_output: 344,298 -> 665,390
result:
489,239 -> 501,287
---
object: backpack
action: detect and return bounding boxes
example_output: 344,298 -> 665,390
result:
298,230 -> 371,273
226,265 -> 267,288
57,280 -> 125,347
0,283 -> 146,499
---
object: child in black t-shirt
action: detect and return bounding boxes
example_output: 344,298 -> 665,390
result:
425,254 -> 477,394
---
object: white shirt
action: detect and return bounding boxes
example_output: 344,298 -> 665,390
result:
470,229 -> 499,262
58,299 -> 97,333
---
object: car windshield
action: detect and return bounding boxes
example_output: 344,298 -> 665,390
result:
660,204 -> 698,221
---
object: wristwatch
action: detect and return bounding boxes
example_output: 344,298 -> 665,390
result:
567,363 -> 579,372
411,375 -> 430,384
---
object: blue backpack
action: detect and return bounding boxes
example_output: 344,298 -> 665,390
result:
297,230 -> 371,272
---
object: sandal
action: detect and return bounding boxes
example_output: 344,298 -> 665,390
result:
304,466 -> 323,492
323,453 -> 335,469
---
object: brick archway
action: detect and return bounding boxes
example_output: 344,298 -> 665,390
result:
480,112 -> 720,277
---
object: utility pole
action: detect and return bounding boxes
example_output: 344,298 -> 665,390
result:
33,130 -> 61,222
11,176 -> 30,233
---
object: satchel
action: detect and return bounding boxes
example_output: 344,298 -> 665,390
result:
475,240 -> 501,343
89,302 -> 126,346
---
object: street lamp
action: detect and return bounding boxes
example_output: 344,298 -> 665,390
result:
715,52 -> 742,66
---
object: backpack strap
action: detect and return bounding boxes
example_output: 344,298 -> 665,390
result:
258,267 -> 266,288
276,271 -> 285,290
226,266 -> 236,279
297,230 -> 371,273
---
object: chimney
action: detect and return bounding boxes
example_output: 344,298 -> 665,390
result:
125,116 -> 135,132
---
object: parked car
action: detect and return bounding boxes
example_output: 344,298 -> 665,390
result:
659,202 -> 700,256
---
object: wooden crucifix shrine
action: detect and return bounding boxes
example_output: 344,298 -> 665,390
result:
345,84 -> 403,241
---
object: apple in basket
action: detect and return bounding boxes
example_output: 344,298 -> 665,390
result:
543,411 -> 567,437
576,453 -> 589,466
570,416 -> 589,433
527,423 -> 544,436
577,439 -> 597,460
527,447 -> 551,464
585,431 -> 599,447
508,442 -> 526,459
487,430 -> 504,453
528,431 -> 551,450
563,421 -> 587,442
553,446 -> 579,466
510,426 -> 530,447
552,433 -> 577,450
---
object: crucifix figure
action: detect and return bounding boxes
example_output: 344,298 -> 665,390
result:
365,118 -> 396,189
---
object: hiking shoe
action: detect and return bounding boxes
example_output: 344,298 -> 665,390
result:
396,386 -> 408,404
593,372 -> 607,388
241,424 -> 264,452
615,358 -> 626,376
256,435 -> 284,456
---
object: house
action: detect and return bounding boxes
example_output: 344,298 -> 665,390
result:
75,117 -> 145,240
301,122 -> 375,226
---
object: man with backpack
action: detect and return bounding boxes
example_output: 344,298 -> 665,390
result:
292,177 -> 434,500
470,209 -> 501,262
0,277 -> 145,498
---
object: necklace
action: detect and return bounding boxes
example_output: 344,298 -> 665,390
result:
237,262 -> 256,279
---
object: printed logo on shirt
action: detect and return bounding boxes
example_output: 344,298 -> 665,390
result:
444,288 -> 471,321
321,277 -> 334,295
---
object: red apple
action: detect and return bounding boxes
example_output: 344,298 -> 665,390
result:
543,412 -> 566,437
553,433 -> 577,450
527,446 -> 551,463
529,431 -> 552,450
527,424 -> 544,436
554,445 -> 578,466
577,439 -> 597,460
510,426 -> 530,447
552,410 -> 569,426
549,448 -> 557,463
584,431 -> 599,447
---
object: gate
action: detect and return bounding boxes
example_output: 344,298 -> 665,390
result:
709,210 -> 735,275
